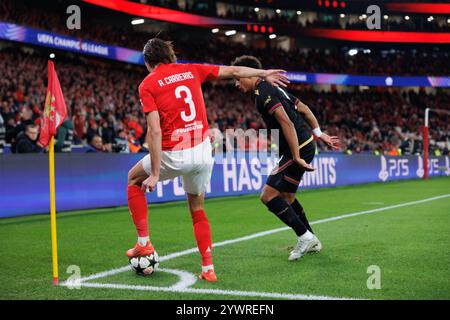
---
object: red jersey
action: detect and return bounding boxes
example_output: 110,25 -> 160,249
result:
139,63 -> 220,151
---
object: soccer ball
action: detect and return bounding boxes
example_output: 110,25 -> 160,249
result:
129,252 -> 159,276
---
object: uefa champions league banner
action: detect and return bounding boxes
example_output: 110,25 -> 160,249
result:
0,22 -> 144,65
0,153 -> 448,218
1,22 -> 450,88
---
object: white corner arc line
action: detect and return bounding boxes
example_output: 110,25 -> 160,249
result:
75,193 -> 450,283
69,282 -> 356,300
163,268 -> 198,290
61,267 -> 198,289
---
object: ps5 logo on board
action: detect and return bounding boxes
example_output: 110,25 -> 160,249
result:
378,156 -> 409,181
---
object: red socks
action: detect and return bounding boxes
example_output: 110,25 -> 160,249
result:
127,185 -> 149,237
191,210 -> 213,266
128,185 -> 212,266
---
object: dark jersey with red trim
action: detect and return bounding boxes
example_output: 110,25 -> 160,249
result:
254,80 -> 311,155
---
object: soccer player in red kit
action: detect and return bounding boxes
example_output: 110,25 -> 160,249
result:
126,38 -> 288,282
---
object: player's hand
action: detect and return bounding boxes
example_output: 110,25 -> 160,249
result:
294,157 -> 314,171
141,175 -> 159,192
264,69 -> 290,87
319,133 -> 340,150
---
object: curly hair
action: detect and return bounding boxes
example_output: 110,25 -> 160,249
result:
231,55 -> 262,69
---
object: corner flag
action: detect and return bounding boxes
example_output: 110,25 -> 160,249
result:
41,60 -> 67,286
40,60 -> 67,147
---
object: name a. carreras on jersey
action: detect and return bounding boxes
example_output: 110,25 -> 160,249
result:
158,72 -> 194,87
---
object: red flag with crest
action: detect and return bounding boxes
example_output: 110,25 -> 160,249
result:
39,60 -> 67,147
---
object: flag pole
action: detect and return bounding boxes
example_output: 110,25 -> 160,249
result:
43,59 -> 66,286
49,135 -> 59,285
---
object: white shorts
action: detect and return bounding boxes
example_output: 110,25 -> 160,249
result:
142,138 -> 214,195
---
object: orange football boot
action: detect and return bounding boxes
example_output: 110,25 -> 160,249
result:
199,269 -> 217,282
126,241 -> 154,258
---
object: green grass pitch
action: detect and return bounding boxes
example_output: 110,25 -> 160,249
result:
0,178 -> 449,300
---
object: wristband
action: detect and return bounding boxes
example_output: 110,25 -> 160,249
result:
313,127 -> 323,138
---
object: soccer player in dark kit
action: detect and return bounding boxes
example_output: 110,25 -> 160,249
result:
232,55 -> 340,261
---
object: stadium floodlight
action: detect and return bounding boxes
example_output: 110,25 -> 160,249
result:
269,34 -> 277,39
131,18 -> 144,25
297,11 -> 302,15
405,16 -> 410,20
423,108 -> 450,179
211,28 -> 219,33
348,49 -> 358,56
225,30 -> 236,36
254,7 -> 260,13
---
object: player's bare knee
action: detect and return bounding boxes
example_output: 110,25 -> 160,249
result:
281,192 -> 295,204
260,193 -> 266,204
127,170 -> 135,185
128,161 -> 148,186
128,169 -> 141,186
190,205 -> 204,214
260,185 -> 279,204
187,193 -> 204,213
127,173 -> 133,186
188,200 -> 203,213
260,191 -> 273,204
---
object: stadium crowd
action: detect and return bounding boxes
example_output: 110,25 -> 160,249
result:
1,49 -> 448,156
2,0 -> 450,76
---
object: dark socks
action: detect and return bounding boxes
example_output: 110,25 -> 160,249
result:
265,196 -> 307,236
291,199 -> 313,233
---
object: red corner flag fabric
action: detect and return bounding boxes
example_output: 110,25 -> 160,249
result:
39,60 -> 67,147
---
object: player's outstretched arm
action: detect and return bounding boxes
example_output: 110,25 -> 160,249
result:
218,66 -> 289,87
141,111 -> 162,192
273,107 -> 314,171
295,99 -> 340,150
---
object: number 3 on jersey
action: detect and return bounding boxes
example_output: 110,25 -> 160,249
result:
175,85 -> 196,122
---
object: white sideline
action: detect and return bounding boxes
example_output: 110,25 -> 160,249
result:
62,267 -> 352,299
71,282 -> 354,300
75,193 -> 449,284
